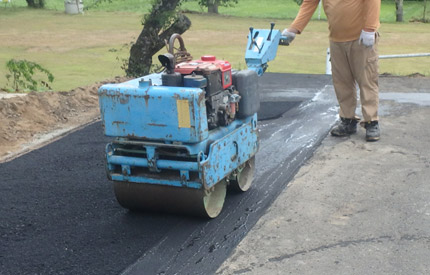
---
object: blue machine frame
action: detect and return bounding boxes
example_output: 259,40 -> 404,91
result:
98,27 -> 286,192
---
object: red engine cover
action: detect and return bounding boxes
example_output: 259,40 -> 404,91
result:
175,55 -> 232,89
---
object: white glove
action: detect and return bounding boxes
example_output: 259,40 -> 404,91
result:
359,30 -> 375,47
281,29 -> 296,45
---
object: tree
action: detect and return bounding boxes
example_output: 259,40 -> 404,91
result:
26,0 -> 45,8
196,0 -> 238,14
126,0 -> 191,77
395,0 -> 403,22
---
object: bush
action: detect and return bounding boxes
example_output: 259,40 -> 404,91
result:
5,59 -> 54,92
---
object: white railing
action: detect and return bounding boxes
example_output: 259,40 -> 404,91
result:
325,48 -> 430,75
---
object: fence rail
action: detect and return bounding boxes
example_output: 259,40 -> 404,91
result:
326,48 -> 430,75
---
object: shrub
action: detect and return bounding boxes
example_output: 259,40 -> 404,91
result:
5,59 -> 54,92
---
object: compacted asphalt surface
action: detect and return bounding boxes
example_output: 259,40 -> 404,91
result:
0,73 -> 337,275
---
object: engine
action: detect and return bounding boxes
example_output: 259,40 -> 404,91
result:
160,55 -> 241,130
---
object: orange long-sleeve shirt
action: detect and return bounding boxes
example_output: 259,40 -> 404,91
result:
290,0 -> 381,42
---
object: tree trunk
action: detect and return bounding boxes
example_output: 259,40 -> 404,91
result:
26,0 -> 44,8
207,0 -> 219,14
127,0 -> 191,77
395,0 -> 403,22
26,0 -> 36,8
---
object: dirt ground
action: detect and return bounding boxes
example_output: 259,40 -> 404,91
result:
0,77 -> 128,162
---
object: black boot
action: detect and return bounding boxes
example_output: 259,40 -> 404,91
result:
330,118 -> 358,137
365,121 -> 380,142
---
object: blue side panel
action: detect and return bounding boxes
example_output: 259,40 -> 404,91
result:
105,114 -> 259,190
98,80 -> 209,143
200,114 -> 258,188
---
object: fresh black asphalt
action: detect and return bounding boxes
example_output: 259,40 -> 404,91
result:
0,73 -> 336,275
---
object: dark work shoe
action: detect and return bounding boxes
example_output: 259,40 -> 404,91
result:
330,118 -> 358,137
365,121 -> 380,142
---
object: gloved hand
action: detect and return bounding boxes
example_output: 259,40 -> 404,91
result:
281,29 -> 296,45
359,30 -> 375,47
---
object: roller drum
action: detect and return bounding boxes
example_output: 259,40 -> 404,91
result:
114,180 -> 227,218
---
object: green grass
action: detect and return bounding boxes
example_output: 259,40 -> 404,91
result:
182,0 -> 430,22
4,0 -> 430,21
0,8 -> 142,90
0,2 -> 429,91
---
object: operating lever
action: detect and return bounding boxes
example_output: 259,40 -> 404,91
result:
267,22 -> 275,41
248,27 -> 254,50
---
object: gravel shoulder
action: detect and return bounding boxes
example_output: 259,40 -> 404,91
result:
217,76 -> 430,274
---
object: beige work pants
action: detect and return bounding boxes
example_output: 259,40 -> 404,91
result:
330,36 -> 379,122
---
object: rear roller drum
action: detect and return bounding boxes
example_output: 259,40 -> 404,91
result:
229,156 -> 255,192
113,180 -> 227,218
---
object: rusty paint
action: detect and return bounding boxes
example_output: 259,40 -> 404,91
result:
125,133 -> 149,140
148,123 -> 167,127
112,121 -> 126,126
198,92 -> 205,105
143,94 -> 150,107
119,96 -> 130,104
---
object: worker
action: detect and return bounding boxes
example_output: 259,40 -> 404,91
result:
283,0 -> 381,141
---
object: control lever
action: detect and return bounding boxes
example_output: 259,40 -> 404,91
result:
258,42 -> 265,54
248,27 -> 254,50
250,31 -> 261,52
267,22 -> 275,41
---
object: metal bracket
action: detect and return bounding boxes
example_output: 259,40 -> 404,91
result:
145,146 -> 160,172
180,170 -> 190,184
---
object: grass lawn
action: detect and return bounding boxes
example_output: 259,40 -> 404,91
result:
0,1 -> 429,91
6,0 -> 429,22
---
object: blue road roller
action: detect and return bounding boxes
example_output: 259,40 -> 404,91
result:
98,24 -> 289,218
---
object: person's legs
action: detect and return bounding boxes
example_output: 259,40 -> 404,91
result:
350,35 -> 379,122
330,40 -> 359,136
350,34 -> 380,141
330,40 -> 358,120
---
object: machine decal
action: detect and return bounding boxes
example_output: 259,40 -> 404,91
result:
176,99 -> 191,128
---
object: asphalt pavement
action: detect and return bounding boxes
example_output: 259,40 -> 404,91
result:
0,73 -> 338,275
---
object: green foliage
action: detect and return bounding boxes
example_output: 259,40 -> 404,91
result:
5,59 -> 54,92
142,0 -> 182,29
293,0 -> 303,5
194,0 -> 238,8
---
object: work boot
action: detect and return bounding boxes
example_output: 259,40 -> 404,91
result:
330,118 -> 358,137
364,121 -> 380,142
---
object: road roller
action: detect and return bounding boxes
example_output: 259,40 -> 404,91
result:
98,24 -> 288,218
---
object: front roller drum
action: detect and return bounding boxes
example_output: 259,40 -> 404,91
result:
114,180 -> 227,218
